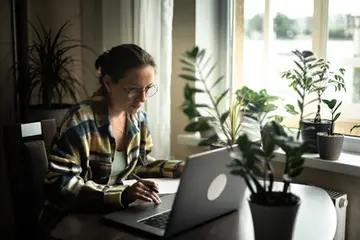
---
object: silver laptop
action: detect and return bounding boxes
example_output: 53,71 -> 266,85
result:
102,147 -> 247,238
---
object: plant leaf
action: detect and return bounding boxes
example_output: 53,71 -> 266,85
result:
179,74 -> 198,81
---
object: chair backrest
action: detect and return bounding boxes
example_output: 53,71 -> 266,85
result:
3,119 -> 56,237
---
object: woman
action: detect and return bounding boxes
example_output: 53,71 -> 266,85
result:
43,44 -> 185,214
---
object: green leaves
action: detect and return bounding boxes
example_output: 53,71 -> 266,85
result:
235,86 -> 283,128
229,120 -> 308,199
184,119 -> 212,132
179,74 -> 199,81
19,17 -> 90,108
285,104 -> 298,115
179,46 -> 232,146
351,124 -> 360,133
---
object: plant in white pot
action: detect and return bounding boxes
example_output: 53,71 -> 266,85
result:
317,99 -> 344,160
228,121 -> 308,240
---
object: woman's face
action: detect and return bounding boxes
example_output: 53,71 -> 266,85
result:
104,65 -> 156,114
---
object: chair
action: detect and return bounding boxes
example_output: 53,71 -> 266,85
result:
3,119 -> 57,239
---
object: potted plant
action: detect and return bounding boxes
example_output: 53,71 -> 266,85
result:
229,121 -> 308,240
14,18 -> 92,126
317,99 -> 344,160
178,46 -> 247,148
281,50 -> 346,153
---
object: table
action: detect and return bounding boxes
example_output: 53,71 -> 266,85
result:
51,183 -> 337,240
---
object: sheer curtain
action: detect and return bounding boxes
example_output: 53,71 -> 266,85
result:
102,0 -> 173,159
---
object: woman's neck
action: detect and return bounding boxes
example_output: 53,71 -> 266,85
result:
108,105 -> 126,119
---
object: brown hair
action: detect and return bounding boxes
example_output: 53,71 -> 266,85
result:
95,44 -> 156,85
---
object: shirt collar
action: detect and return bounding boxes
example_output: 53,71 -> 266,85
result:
90,87 -> 110,128
90,86 -> 147,129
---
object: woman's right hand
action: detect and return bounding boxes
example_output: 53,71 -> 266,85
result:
121,180 -> 162,206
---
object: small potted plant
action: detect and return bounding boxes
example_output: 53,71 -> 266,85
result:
281,50 -> 345,152
229,121 -> 308,240
317,99 -> 344,160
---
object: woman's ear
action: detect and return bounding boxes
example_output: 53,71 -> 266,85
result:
102,75 -> 112,93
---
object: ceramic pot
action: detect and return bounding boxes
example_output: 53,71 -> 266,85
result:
317,132 -> 344,160
301,119 -> 332,153
249,196 -> 300,240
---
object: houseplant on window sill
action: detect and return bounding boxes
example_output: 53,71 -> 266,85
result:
13,18 -> 92,126
317,99 -> 344,160
281,50 -> 346,153
178,46 -> 247,149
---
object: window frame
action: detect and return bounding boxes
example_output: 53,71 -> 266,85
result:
240,0 -> 360,153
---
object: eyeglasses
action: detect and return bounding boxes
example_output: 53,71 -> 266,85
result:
122,85 -> 158,98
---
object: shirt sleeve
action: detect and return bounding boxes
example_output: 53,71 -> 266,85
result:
132,111 -> 184,178
44,112 -> 128,210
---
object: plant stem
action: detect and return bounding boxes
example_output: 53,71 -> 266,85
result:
266,161 -> 274,193
297,59 -> 307,141
243,174 -> 256,196
283,155 -> 290,193
197,62 -> 233,149
314,93 -> 321,123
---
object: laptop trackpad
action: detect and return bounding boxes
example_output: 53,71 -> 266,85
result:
121,194 -> 175,217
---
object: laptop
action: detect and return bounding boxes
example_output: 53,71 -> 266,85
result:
102,147 -> 247,238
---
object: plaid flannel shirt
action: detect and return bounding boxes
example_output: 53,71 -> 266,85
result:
44,87 -> 183,211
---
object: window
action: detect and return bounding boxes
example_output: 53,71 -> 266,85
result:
241,0 -> 360,137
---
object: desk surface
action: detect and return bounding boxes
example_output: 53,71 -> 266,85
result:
52,183 -> 337,240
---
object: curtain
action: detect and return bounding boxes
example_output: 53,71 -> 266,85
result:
102,0 -> 173,159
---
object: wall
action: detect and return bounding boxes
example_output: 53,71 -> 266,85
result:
0,0 -> 16,236
27,0 -> 101,103
171,0 -> 205,160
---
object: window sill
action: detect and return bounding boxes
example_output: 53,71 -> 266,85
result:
176,133 -> 208,148
177,134 -> 360,178
273,149 -> 360,178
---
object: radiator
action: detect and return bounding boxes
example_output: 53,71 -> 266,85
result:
324,189 -> 348,240
308,185 -> 348,240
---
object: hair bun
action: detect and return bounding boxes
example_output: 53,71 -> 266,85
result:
95,50 -> 110,71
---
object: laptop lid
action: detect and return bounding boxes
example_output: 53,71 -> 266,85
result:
164,147 -> 246,237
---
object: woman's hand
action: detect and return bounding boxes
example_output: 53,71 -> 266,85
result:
121,180 -> 161,206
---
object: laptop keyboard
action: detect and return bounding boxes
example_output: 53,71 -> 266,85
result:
139,211 -> 171,229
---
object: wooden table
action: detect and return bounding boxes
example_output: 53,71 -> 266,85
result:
51,183 -> 337,240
